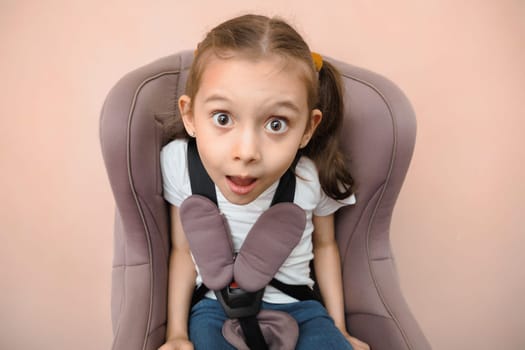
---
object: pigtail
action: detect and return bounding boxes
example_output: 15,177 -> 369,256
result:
303,60 -> 354,200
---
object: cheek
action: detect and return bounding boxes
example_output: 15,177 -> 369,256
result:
197,140 -> 221,165
195,130 -> 219,161
264,143 -> 300,170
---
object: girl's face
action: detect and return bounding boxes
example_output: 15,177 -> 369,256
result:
179,54 -> 322,205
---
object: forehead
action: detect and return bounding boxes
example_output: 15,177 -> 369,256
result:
195,53 -> 313,106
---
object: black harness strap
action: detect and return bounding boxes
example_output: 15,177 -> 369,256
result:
191,280 -> 319,308
187,138 -> 217,204
270,153 -> 299,206
191,283 -> 211,308
239,316 -> 268,350
269,278 -> 321,302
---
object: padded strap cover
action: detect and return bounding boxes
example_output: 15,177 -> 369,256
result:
222,310 -> 299,350
179,195 -> 234,291
234,202 -> 306,292
180,196 -> 306,292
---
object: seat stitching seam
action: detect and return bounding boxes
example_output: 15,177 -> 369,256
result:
337,69 -> 414,349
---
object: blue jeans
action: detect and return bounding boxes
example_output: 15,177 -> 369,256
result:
189,298 -> 354,350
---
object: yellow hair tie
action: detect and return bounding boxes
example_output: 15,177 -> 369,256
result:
311,52 -> 323,72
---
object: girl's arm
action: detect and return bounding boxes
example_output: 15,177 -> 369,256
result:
159,205 -> 197,350
313,214 -> 370,350
312,214 -> 346,329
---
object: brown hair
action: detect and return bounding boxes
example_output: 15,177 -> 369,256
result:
175,14 -> 354,200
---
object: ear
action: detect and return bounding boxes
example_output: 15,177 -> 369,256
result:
300,109 -> 323,148
178,95 -> 196,137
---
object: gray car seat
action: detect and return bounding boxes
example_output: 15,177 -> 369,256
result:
99,50 -> 431,350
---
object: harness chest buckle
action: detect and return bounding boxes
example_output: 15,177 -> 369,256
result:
215,284 -> 265,319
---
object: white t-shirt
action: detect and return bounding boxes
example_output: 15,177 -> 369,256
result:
160,139 -> 356,303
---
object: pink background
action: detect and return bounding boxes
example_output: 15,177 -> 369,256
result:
1,1 -> 524,349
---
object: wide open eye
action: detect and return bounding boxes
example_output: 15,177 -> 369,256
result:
265,118 -> 289,134
211,112 -> 233,127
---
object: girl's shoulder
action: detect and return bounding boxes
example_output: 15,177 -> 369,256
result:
161,138 -> 188,157
160,138 -> 190,174
293,156 -> 322,210
295,155 -> 356,215
295,156 -> 319,183
160,138 -> 191,206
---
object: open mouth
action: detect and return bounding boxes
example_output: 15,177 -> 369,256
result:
226,176 -> 258,195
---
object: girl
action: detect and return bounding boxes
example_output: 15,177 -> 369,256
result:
159,14 -> 369,350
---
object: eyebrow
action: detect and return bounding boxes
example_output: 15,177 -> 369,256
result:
203,93 -> 231,104
203,93 -> 302,114
271,100 -> 302,114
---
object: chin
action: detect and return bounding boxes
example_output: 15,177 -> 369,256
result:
225,193 -> 257,206
220,187 -> 260,205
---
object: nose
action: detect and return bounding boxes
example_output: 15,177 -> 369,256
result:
232,128 -> 261,164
